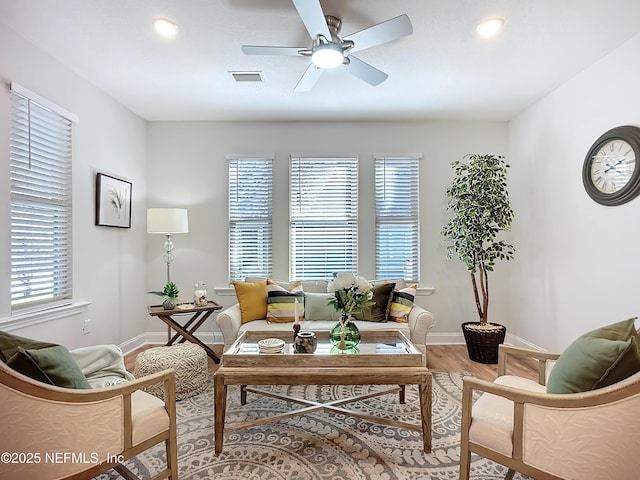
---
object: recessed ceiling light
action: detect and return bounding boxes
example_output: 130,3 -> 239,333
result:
475,17 -> 504,38
153,18 -> 179,37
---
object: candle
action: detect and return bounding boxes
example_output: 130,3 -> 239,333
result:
294,298 -> 299,323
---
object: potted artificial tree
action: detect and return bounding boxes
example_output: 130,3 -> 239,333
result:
441,154 -> 515,364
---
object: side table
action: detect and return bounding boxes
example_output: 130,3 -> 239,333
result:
147,300 -> 223,363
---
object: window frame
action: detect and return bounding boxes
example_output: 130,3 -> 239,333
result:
227,154 -> 274,283
289,156 -> 359,281
9,83 -> 77,313
374,154 -> 421,283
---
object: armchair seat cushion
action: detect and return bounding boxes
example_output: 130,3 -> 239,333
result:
131,390 -> 171,445
469,375 -> 545,457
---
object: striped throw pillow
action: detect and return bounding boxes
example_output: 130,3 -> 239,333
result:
388,285 -> 416,323
267,284 -> 304,323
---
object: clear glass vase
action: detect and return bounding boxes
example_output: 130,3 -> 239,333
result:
329,314 -> 361,351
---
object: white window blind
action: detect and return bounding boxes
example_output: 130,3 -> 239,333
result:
228,156 -> 273,282
290,157 -> 358,280
375,155 -> 420,282
10,89 -> 73,310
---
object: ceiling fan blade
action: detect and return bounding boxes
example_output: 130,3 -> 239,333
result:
294,64 -> 324,92
345,55 -> 388,86
292,0 -> 331,39
242,45 -> 304,56
344,14 -> 413,53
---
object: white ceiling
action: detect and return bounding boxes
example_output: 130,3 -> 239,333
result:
2,0 -> 640,122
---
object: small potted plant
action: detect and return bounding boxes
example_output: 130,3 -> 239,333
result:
441,154 -> 515,363
148,281 -> 180,310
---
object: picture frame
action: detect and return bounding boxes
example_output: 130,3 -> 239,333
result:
95,173 -> 132,228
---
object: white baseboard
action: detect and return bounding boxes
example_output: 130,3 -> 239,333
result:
426,332 -> 466,345
504,333 -> 544,350
119,331 -> 224,355
426,331 -> 544,351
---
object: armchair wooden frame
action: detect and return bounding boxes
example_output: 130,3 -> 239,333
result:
460,343 -> 640,480
0,360 -> 178,480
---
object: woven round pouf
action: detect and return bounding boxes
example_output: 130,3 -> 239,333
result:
134,344 -> 208,400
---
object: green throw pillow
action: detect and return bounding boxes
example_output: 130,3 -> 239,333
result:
353,282 -> 396,322
7,345 -> 91,389
304,293 -> 340,321
546,318 -> 640,394
0,330 -> 57,362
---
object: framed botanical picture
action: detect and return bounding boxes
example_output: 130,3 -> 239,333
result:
95,173 -> 132,228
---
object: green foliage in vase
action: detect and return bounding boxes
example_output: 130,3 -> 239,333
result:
441,154 -> 515,325
148,281 -> 180,300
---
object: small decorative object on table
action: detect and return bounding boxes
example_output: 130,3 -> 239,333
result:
294,331 -> 317,353
258,338 -> 285,354
148,281 -> 180,310
327,272 -> 374,351
194,281 -> 207,307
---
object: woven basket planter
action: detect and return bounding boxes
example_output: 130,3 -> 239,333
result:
461,322 -> 506,364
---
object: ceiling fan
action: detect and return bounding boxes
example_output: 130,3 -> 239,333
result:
241,0 -> 413,91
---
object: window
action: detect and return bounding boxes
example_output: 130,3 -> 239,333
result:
290,157 -> 358,280
228,155 -> 273,282
10,84 -> 75,310
375,155 -> 420,282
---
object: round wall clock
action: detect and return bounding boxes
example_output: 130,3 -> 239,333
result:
582,125 -> 640,206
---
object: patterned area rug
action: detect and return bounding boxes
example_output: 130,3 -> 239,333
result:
98,372 -> 531,480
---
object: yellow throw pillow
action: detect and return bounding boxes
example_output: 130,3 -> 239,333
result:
233,280 -> 268,324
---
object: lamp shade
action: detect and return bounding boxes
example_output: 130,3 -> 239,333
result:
147,208 -> 189,234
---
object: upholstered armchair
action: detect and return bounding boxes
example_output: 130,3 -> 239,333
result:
459,342 -> 640,480
0,354 -> 178,480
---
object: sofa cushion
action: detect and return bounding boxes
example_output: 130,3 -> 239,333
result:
7,345 -> 91,389
389,285 -> 417,323
546,318 -> 640,394
267,284 -> 305,323
238,319 -> 412,339
354,282 -> 395,322
304,293 -> 340,321
300,280 -> 329,293
233,280 -> 268,323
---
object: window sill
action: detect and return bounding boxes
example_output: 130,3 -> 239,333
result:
0,301 -> 91,331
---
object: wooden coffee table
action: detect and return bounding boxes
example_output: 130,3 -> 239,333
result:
213,330 -> 432,454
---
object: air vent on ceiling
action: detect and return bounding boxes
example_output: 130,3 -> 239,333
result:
230,71 -> 263,82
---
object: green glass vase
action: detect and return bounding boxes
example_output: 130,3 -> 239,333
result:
330,314 -> 361,351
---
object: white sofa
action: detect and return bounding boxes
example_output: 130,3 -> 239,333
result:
216,278 -> 436,363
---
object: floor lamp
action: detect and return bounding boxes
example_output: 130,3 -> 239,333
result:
147,208 -> 189,284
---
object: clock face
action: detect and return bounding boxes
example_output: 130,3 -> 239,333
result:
582,126 -> 640,206
589,139 -> 636,194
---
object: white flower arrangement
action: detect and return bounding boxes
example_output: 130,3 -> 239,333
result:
327,272 -> 374,317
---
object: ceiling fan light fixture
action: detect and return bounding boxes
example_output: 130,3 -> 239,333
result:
153,17 -> 179,37
475,17 -> 504,38
311,44 -> 343,69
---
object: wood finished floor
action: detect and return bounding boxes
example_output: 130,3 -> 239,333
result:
124,344 -> 538,382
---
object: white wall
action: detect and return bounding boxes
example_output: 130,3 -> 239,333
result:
0,25 -> 148,348
146,120 -> 508,338
507,32 -> 640,351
